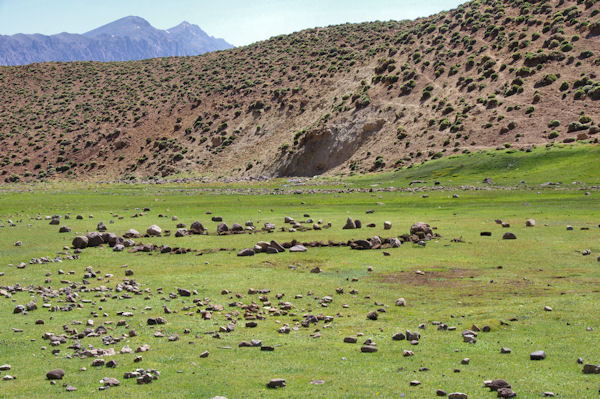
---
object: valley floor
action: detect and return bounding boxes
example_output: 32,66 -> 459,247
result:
0,178 -> 599,398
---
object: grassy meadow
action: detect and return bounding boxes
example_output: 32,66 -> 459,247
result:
0,145 -> 599,398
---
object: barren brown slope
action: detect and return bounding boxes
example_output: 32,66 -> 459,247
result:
1,0 -> 599,182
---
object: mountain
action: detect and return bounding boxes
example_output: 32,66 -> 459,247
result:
0,0 -> 599,182
0,16 -> 233,66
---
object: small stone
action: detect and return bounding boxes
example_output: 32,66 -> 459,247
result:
448,394 -> 468,399
200,351 -> 210,358
500,347 -> 511,354
66,386 -> 77,392
395,298 -> 406,306
502,232 -> 517,240
436,389 -> 447,396
461,358 -> 470,365
544,306 -> 552,311
410,380 -> 421,386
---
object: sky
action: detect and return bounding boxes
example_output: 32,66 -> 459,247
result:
0,0 -> 464,47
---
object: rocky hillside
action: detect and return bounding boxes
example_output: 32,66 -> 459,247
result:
0,16 -> 233,66
0,0 -> 599,182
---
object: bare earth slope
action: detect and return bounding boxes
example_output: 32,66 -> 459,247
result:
0,0 -> 599,182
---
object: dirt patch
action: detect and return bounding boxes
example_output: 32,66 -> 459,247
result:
374,268 -> 482,288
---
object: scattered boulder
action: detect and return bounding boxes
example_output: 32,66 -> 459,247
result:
366,310 -> 378,320
231,223 -> 244,232
46,369 -> 65,380
410,222 -> 433,238
101,377 -> 120,387
147,317 -> 166,325
361,345 -> 378,353
384,221 -> 392,230
123,229 -> 141,238
189,221 -> 206,234
392,332 -> 406,341
448,394 -> 468,399
267,378 -> 286,388
497,388 -> 517,398
502,232 -> 517,240
72,236 -> 88,249
86,232 -> 103,247
237,248 -> 255,257
530,350 -> 546,360
582,364 -> 600,374
390,238 -> 401,248
217,223 -> 229,234
147,225 -> 162,236
485,379 -> 511,391
526,219 -> 536,227
343,218 -> 356,230
289,245 -> 307,253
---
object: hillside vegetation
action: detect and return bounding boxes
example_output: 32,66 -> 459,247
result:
1,0 -> 599,182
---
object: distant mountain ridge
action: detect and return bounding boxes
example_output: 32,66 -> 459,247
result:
0,16 -> 233,66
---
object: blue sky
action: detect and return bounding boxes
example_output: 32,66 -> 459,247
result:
0,0 -> 464,46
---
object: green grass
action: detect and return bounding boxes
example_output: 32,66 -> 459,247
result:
0,159 -> 600,398
339,143 -> 600,188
